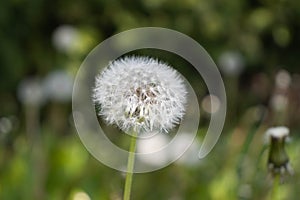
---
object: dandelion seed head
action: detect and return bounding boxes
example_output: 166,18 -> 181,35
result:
93,56 -> 187,133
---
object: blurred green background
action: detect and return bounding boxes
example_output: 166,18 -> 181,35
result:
1,0 -> 300,199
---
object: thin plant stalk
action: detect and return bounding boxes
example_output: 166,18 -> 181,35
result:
236,120 -> 262,177
271,175 -> 280,200
123,131 -> 138,200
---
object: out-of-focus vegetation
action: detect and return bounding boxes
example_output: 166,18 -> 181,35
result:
1,0 -> 300,199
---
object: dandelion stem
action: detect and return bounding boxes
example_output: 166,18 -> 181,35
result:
123,131 -> 137,200
236,120 -> 261,177
271,174 -> 280,200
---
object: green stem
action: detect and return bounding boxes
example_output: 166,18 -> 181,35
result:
123,131 -> 137,200
271,175 -> 280,200
236,121 -> 261,177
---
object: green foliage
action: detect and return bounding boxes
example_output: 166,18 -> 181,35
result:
1,0 -> 300,199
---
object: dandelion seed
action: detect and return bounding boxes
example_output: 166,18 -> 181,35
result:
93,56 -> 187,134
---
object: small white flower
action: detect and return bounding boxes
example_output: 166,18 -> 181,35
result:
93,56 -> 187,133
